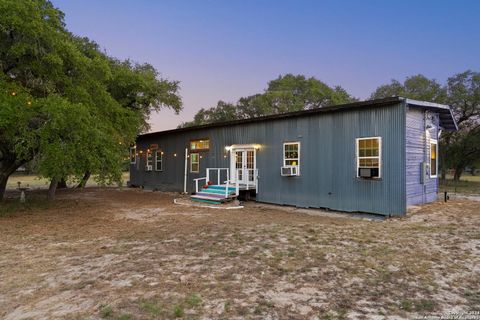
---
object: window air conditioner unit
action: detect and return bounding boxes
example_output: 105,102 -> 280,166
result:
358,168 -> 379,178
146,165 -> 153,171
281,166 -> 299,176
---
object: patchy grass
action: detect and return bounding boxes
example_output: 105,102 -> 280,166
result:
139,299 -> 162,317
173,304 -> 184,318
440,176 -> 480,194
0,188 -> 478,319
185,294 -> 202,308
0,197 -> 52,216
6,172 -> 130,190
99,305 -> 114,318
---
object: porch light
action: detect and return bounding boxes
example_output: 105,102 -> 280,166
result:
174,153 -> 177,157
224,146 -> 232,151
254,144 -> 261,150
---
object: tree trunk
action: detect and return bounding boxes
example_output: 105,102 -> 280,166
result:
76,171 -> 91,189
57,178 -> 68,189
0,159 -> 24,201
47,178 -> 58,201
453,167 -> 463,182
0,174 -> 8,202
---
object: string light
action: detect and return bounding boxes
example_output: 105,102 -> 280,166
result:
27,101 -> 32,106
11,91 -> 16,96
173,153 -> 177,157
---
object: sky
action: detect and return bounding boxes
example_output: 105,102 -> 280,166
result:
51,0 -> 480,132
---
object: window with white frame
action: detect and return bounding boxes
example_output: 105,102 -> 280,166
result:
430,139 -> 438,178
130,147 -> 136,164
145,150 -> 153,171
155,150 -> 163,171
283,142 -> 300,167
190,153 -> 199,173
356,137 -> 381,178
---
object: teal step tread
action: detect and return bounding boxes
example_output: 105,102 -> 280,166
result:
201,189 -> 236,195
191,198 -> 222,205
205,185 -> 236,191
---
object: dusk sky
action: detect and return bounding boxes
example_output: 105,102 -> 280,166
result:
52,0 -> 480,132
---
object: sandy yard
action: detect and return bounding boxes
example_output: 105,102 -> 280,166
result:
0,188 -> 479,320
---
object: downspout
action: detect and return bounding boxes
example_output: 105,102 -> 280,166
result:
183,147 -> 188,194
423,111 -> 428,203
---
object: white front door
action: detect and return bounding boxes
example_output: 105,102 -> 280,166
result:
230,148 -> 256,185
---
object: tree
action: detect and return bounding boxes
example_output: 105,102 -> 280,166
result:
180,74 -> 356,127
370,72 -> 480,181
179,101 -> 237,127
0,0 -> 182,200
443,71 -> 480,180
370,75 -> 446,102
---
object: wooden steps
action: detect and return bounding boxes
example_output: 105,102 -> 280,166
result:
191,185 -> 237,204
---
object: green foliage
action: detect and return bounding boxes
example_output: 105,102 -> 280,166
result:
0,0 -> 181,197
139,299 -> 162,316
185,293 -> 202,307
173,304 -> 184,318
99,304 -> 113,318
370,74 -> 446,102
180,74 -> 356,127
370,72 -> 480,179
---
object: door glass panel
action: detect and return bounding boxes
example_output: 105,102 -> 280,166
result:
247,150 -> 254,181
236,151 -> 243,181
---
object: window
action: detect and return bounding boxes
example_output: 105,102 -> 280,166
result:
190,153 -> 199,173
130,147 -> 136,164
190,139 -> 209,151
430,139 -> 438,178
356,137 -> 381,178
145,150 -> 153,171
155,150 -> 163,171
283,142 -> 300,167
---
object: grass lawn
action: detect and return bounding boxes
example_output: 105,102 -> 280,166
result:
440,175 -> 480,194
6,172 -> 131,190
0,188 -> 479,319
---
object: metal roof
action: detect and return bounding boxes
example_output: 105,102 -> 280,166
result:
405,98 -> 458,131
140,96 -> 457,138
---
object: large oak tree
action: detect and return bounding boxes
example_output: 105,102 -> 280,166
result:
0,0 -> 182,200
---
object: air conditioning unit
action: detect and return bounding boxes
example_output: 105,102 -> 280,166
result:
358,167 -> 380,178
146,165 -> 153,171
281,166 -> 300,176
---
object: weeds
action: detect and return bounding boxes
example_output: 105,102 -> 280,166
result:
185,294 -> 202,308
139,299 -> 162,316
99,305 -> 113,318
173,304 -> 184,318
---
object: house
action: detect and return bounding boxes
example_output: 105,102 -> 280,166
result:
129,97 -> 457,216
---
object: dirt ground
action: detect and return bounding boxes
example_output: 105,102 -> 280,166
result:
0,188 -> 479,320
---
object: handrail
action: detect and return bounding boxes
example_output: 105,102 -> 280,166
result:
206,167 -> 230,185
193,177 -> 207,193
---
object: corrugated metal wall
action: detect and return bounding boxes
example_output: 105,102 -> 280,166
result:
406,107 -> 439,206
131,102 -> 407,215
